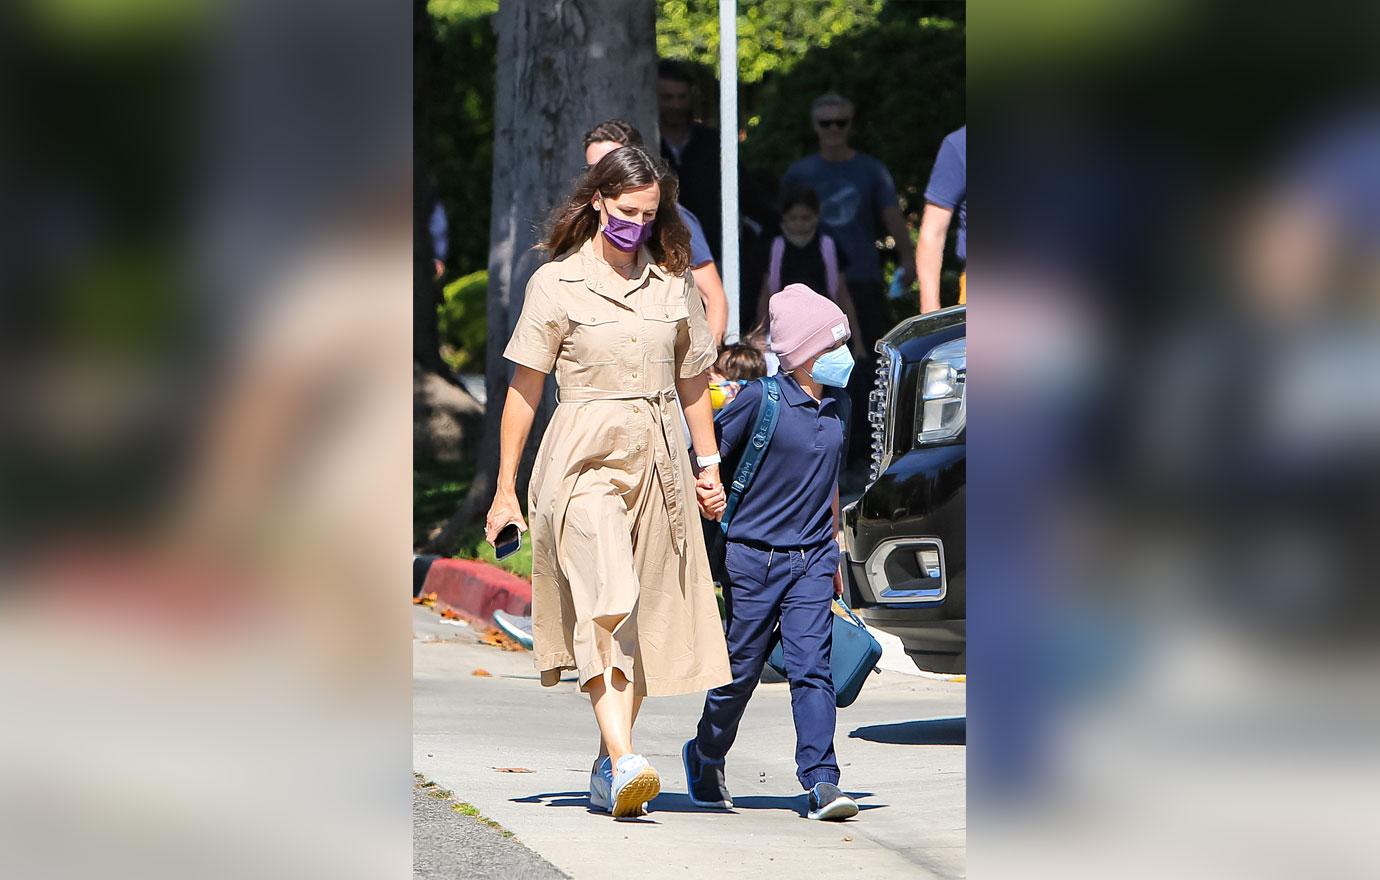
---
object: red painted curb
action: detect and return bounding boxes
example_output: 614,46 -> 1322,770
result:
422,558 -> 531,624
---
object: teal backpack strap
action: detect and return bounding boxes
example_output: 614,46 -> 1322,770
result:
719,377 -> 781,534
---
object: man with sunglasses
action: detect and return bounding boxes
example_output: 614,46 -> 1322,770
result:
782,94 -> 916,465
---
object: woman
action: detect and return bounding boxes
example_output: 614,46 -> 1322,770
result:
485,146 -> 731,818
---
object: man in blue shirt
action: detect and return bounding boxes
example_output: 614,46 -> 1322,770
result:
781,94 -> 916,351
918,125 -> 966,313
683,284 -> 860,822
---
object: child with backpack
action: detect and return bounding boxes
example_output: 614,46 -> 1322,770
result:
755,186 -> 867,362
685,283 -> 860,821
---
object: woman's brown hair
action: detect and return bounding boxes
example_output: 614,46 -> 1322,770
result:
543,146 -> 691,275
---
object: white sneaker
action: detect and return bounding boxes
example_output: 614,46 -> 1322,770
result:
611,754 -> 660,817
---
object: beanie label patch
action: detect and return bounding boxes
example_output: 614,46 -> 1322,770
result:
831,323 -> 847,341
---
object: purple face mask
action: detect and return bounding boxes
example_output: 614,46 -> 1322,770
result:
600,204 -> 655,252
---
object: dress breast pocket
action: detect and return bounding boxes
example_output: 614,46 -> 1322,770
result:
642,300 -> 689,363
566,313 -> 620,363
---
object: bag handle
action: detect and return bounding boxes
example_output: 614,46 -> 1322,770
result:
834,594 -> 869,630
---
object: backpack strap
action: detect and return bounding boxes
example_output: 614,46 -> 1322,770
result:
719,376 -> 781,534
820,234 -> 840,301
766,236 -> 786,298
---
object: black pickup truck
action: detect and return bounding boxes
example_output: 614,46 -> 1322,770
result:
841,306 -> 966,674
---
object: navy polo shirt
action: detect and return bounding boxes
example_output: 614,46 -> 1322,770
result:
716,372 -> 850,548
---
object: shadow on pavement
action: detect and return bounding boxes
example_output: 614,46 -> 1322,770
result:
848,717 -> 966,745
511,790 -> 884,816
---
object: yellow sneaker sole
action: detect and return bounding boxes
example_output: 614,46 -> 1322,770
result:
611,766 -> 661,817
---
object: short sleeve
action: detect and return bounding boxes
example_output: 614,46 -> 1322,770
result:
924,134 -> 966,210
676,272 -> 716,378
873,159 -> 900,209
678,205 -> 714,268
502,271 -> 567,374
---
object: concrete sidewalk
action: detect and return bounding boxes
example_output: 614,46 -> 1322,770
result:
414,606 -> 966,879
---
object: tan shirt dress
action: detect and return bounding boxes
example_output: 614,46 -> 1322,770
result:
503,237 -> 732,697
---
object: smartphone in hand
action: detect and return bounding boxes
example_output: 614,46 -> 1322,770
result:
493,522 -> 522,561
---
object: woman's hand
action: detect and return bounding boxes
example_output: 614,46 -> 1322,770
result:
695,468 -> 726,521
485,489 -> 528,544
833,567 -> 845,598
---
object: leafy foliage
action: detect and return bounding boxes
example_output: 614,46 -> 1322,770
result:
657,0 -> 884,84
426,1 -> 498,280
437,270 -> 489,373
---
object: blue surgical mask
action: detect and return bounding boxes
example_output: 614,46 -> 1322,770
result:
810,346 -> 855,388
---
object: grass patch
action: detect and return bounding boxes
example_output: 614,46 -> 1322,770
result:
415,458 -> 533,580
452,801 -> 514,837
453,523 -> 533,580
415,458 -> 475,548
414,774 -> 517,840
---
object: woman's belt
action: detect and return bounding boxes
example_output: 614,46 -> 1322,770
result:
555,385 -> 688,552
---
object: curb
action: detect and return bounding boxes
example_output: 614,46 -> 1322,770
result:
422,558 -> 532,624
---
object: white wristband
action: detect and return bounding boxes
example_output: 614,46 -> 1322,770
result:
696,453 -> 722,468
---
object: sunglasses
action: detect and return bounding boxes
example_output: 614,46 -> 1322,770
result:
815,117 -> 851,129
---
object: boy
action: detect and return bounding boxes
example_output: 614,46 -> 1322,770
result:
685,283 -> 859,821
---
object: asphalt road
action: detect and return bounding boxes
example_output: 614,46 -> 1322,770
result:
413,606 -> 966,878
413,778 -> 566,880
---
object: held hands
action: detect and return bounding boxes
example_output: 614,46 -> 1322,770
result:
695,464 -> 726,521
484,490 -> 528,545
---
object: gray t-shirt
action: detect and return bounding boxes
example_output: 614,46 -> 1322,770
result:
781,152 -> 899,285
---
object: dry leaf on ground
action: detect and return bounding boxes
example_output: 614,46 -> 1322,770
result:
494,767 -> 534,773
477,628 -> 523,651
440,608 -> 461,620
472,668 -> 492,677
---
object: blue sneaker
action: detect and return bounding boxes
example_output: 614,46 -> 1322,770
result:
491,610 -> 534,650
682,738 -> 733,809
806,782 -> 858,821
611,754 -> 660,818
588,756 -> 613,813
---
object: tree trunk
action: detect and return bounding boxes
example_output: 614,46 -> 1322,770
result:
425,0 -> 658,554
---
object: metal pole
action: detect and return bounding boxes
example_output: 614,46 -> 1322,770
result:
718,0 -> 739,342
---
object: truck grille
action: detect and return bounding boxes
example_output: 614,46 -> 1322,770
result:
868,346 -> 895,483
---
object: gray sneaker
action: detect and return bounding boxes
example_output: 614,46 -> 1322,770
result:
682,738 -> 733,809
806,782 -> 858,821
588,756 -> 613,813
491,610 -> 534,650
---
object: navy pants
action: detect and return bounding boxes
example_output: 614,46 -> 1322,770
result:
695,540 -> 840,789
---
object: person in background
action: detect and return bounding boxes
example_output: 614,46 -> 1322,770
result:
584,119 -> 729,346
657,60 -> 722,264
781,94 -> 915,468
918,125 -> 966,314
707,342 -> 768,413
780,94 -> 916,353
756,186 -> 867,362
683,283 -> 860,823
429,198 -> 448,280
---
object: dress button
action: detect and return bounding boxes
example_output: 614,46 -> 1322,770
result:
631,371 -> 638,378
630,336 -> 638,343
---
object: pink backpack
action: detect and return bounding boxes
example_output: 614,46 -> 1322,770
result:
767,234 -> 840,300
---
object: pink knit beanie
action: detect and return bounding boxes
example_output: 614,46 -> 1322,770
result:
769,283 -> 851,370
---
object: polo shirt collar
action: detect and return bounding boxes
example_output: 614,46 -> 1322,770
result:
777,371 -> 820,408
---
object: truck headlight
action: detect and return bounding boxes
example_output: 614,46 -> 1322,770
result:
916,337 -> 966,444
